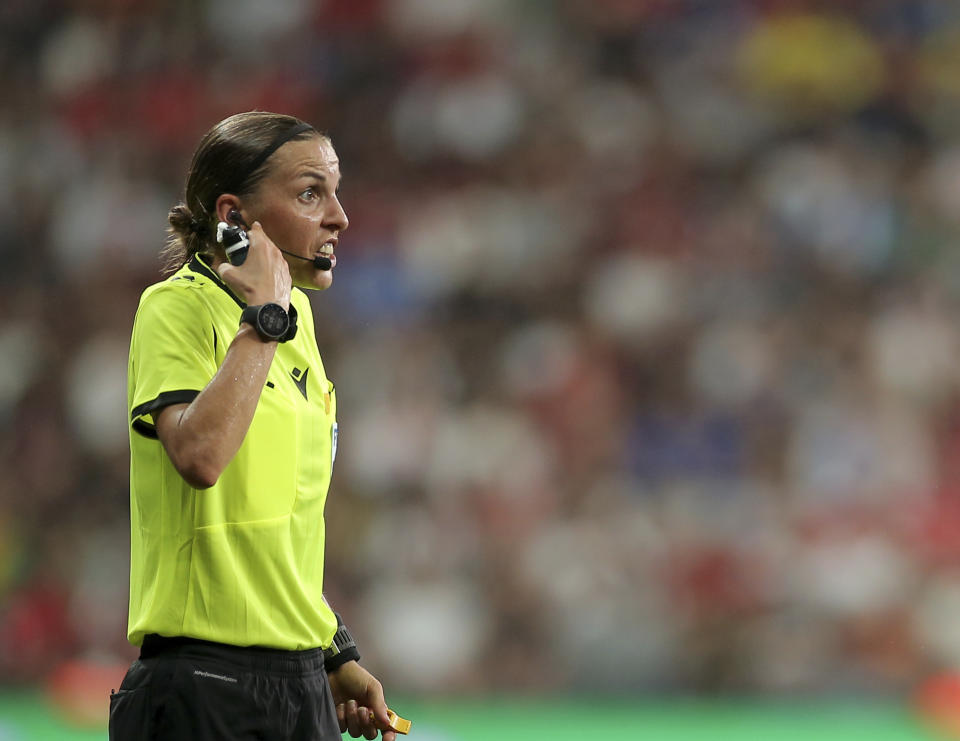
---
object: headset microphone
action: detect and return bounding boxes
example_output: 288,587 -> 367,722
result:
310,254 -> 333,271
278,247 -> 332,272
219,211 -> 332,270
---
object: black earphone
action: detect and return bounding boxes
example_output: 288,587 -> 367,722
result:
217,210 -> 332,270
216,211 -> 250,266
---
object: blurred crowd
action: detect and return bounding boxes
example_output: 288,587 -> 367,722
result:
6,0 -> 960,700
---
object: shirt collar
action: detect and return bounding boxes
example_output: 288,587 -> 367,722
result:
187,253 -> 246,308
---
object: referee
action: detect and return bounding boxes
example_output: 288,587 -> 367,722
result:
111,112 -> 397,740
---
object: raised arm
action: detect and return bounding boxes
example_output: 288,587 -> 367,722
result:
155,222 -> 291,489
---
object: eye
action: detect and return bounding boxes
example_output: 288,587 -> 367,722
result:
298,187 -> 319,203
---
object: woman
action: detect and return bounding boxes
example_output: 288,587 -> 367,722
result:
111,111 -> 398,740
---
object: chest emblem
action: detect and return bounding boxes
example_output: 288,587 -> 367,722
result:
291,367 -> 309,400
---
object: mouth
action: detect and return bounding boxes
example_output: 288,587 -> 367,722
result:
317,240 -> 337,269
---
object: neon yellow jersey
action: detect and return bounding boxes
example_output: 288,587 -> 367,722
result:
126,254 -> 338,650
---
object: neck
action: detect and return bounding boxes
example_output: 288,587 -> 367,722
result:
196,250 -> 226,272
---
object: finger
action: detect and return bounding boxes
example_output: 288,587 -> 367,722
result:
369,709 -> 408,737
345,699 -> 362,738
247,222 -> 276,254
356,706 -> 377,740
336,703 -> 347,733
368,707 -> 392,732
366,683 -> 391,729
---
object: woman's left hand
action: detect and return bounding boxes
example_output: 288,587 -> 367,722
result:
328,661 -> 397,740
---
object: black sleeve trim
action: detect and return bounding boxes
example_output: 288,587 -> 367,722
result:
130,389 -> 201,422
132,418 -> 159,439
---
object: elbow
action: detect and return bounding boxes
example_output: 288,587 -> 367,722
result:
155,406 -> 228,489
175,458 -> 223,490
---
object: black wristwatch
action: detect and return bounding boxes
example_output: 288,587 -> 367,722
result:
240,303 -> 298,342
323,613 -> 361,673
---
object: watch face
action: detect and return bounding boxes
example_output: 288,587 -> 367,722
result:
258,303 -> 289,339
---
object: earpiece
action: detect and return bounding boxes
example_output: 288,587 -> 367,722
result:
217,211 -> 250,265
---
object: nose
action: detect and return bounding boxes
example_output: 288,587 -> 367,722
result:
327,195 -> 349,232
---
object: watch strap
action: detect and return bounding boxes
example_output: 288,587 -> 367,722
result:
239,304 -> 265,337
323,612 -> 360,673
283,304 -> 298,342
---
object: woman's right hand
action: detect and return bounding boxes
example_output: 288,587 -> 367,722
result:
217,221 -> 292,309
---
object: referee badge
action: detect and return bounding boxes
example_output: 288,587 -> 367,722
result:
331,423 -> 338,468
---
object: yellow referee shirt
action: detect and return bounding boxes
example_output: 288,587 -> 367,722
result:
126,254 -> 338,650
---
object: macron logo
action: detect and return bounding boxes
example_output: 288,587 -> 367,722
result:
291,367 -> 309,401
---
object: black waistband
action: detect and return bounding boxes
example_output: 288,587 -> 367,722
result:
140,634 -> 326,675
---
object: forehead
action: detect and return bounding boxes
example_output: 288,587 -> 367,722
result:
266,136 -> 340,181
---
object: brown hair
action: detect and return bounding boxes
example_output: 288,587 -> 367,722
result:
163,111 -> 326,273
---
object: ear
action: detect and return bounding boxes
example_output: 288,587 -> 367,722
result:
214,194 -> 243,225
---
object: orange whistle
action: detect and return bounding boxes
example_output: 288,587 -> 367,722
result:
371,708 -> 411,735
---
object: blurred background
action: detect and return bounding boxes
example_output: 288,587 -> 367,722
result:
6,0 -> 960,738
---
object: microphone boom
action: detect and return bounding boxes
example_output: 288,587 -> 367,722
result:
226,211 -> 333,271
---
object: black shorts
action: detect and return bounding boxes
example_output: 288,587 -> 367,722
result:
109,635 -> 341,741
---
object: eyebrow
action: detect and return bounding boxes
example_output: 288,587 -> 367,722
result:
296,170 -> 327,181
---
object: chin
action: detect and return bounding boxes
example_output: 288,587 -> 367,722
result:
299,270 -> 333,291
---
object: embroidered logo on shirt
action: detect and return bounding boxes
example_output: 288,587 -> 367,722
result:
291,367 -> 309,400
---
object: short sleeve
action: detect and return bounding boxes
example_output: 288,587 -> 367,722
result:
128,282 -> 218,438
